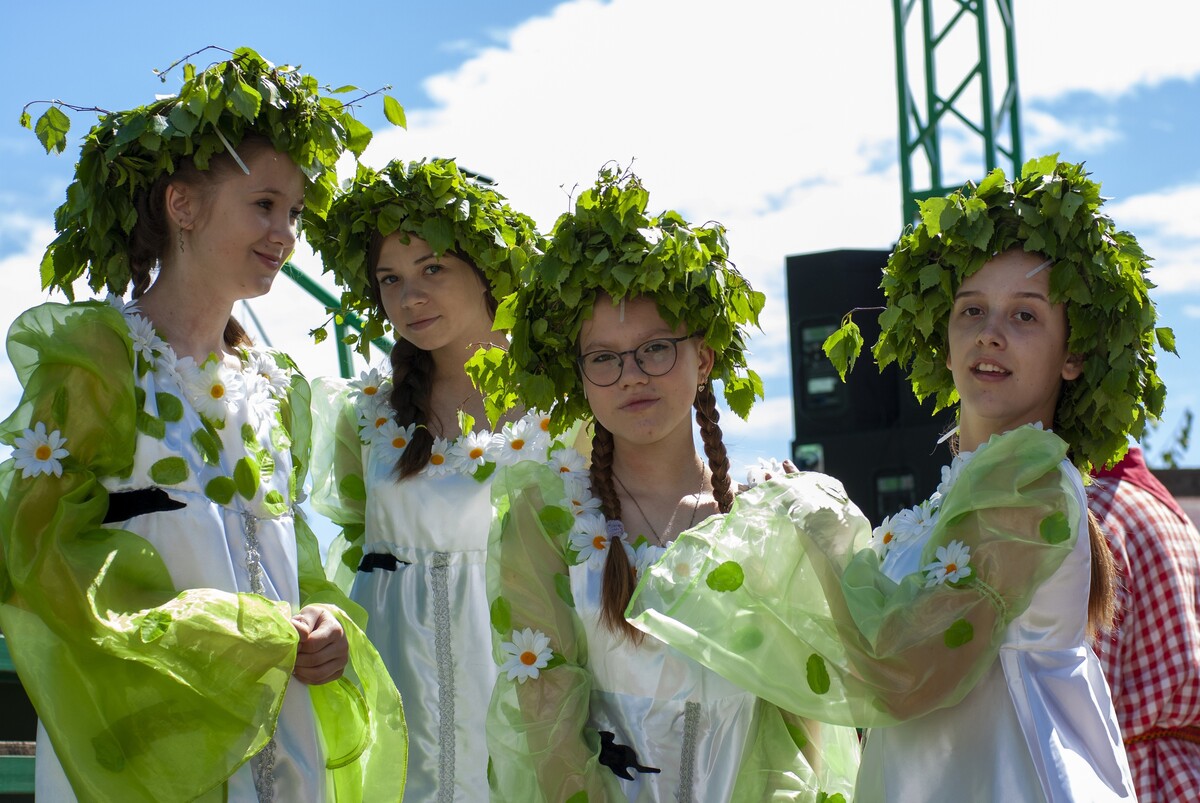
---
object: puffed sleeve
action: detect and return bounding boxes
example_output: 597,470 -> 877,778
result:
485,460 -> 624,802
309,376 -> 368,591
0,302 -> 298,802
628,425 -> 1078,728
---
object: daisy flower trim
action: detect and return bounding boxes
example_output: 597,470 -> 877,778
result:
13,422 -> 69,478
924,540 -> 973,587
499,628 -> 553,684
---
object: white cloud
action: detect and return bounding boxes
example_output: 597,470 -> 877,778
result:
1106,184 -> 1200,295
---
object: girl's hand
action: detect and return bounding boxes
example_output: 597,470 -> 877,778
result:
746,458 -> 801,487
290,605 -> 349,685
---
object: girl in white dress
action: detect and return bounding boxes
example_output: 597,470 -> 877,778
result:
476,166 -> 861,802
305,158 -> 560,802
0,48 -> 405,802
630,156 -> 1164,801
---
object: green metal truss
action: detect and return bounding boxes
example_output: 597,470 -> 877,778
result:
892,0 -> 1023,223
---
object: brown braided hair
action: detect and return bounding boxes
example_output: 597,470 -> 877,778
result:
127,136 -> 279,349
365,231 -> 498,479
1087,509 -> 1116,638
594,381 -> 734,641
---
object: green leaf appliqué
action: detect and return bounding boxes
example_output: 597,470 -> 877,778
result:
806,654 -> 831,695
149,457 -> 188,485
1039,511 -> 1071,544
943,618 -> 975,648
705,560 -> 745,592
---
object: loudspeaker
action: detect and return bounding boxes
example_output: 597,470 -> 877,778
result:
786,249 -> 954,524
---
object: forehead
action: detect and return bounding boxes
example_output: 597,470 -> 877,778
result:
958,249 -> 1052,295
580,295 -> 682,347
237,147 -> 305,196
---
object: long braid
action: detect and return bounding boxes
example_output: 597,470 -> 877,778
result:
390,338 -> 437,478
592,422 -> 643,642
695,382 -> 733,513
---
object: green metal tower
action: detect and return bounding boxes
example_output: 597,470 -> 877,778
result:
892,0 -> 1023,223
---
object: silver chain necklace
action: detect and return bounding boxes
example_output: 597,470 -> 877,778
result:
612,463 -> 705,547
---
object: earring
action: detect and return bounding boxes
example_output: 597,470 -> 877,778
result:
178,228 -> 185,254
697,382 -> 705,393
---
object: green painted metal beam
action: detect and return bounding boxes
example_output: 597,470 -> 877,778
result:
280,262 -> 393,378
893,0 -> 1023,223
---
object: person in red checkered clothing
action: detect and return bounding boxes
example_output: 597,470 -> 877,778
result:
1090,444 -> 1200,801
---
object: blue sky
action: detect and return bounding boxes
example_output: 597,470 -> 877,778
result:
2,0 -> 1199,482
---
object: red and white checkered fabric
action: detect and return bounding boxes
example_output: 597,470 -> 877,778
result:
1090,471 -> 1200,802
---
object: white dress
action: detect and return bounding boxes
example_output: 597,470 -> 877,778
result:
485,459 -> 860,802
311,373 -> 566,802
628,424 -> 1136,802
3,301 -> 404,802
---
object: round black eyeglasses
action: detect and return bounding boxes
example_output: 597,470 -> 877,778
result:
577,335 -> 695,387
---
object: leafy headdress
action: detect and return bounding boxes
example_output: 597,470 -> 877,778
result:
823,154 -> 1174,471
301,157 -> 543,354
469,165 -> 765,435
22,45 -> 402,299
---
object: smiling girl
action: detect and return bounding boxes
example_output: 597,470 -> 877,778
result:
304,158 -> 561,801
475,167 -> 860,802
628,156 -> 1166,801
0,48 -> 405,801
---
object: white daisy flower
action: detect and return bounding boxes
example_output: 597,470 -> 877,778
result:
375,420 -> 416,455
499,628 -> 553,684
449,430 -> 499,473
12,422 -> 69,478
568,491 -> 603,520
549,447 -> 589,483
244,375 -> 281,422
124,313 -> 167,362
495,417 -> 550,465
924,540 -> 973,587
104,293 -> 128,312
349,368 -> 386,402
569,514 -> 612,569
357,396 -> 393,442
632,542 -> 667,578
154,345 -> 180,381
531,411 -> 554,437
180,359 -> 245,421
424,437 -> 454,477
870,507 -> 917,557
248,352 -> 291,397
659,543 -> 703,582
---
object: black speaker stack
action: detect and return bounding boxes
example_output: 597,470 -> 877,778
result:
785,249 -> 954,526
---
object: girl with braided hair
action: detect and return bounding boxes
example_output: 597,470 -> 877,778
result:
0,48 -> 406,801
304,158 -> 566,801
478,166 -> 860,802
628,156 -> 1159,801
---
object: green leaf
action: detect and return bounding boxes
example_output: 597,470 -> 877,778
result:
205,476 -> 236,505
263,489 -> 288,516
538,505 -> 575,537
554,573 -> 575,608
1039,511 -> 1071,544
34,106 -> 71,154
149,456 -> 189,485
136,410 -> 166,439
785,720 -> 808,750
730,626 -> 763,652
18,110 -> 31,129
943,618 -> 974,648
191,428 -> 221,466
344,115 -> 372,158
565,792 -> 589,803
1156,327 -> 1177,355
155,392 -> 184,422
822,321 -> 863,381
490,596 -> 512,634
472,462 -> 497,483
139,610 -> 172,643
705,560 -> 745,592
805,653 -> 831,695
234,456 -> 261,499
339,473 -> 367,502
383,95 -> 407,128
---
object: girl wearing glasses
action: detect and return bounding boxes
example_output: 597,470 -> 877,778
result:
303,159 -> 568,801
628,158 -> 1144,800
474,167 -> 859,802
